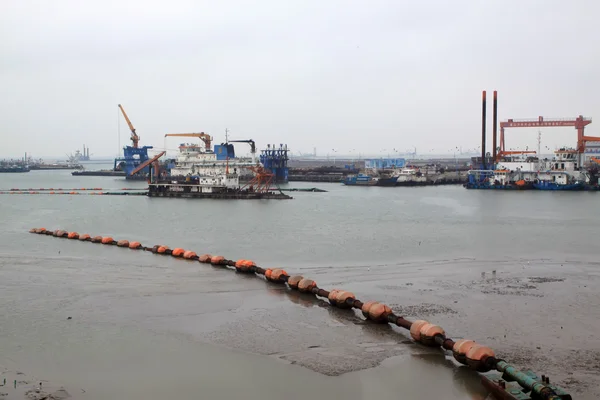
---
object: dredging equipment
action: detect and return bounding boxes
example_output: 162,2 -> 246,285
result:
28,227 -> 573,400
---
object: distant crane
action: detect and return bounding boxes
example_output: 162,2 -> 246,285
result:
118,104 -> 140,148
499,115 -> 600,159
164,133 -> 212,151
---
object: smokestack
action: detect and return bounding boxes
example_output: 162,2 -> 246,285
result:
492,91 -> 498,164
481,90 -> 487,169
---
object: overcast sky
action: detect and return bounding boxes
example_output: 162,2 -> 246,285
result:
1,0 -> 599,159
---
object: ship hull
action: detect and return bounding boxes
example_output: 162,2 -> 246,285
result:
342,174 -> 377,186
147,191 -> 291,200
376,176 -> 398,186
147,179 -> 292,199
464,183 -> 533,190
0,167 -> 30,173
533,182 -> 585,191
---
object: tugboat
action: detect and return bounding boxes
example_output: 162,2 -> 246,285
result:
533,148 -> 589,191
342,173 -> 378,186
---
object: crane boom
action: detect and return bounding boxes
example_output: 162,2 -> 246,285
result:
228,139 -> 256,154
129,151 -> 165,176
165,133 -> 212,151
118,104 -> 140,148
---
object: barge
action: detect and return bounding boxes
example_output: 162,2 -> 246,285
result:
147,170 -> 292,200
0,165 -> 30,173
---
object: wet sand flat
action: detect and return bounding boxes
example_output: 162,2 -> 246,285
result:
1,249 -> 598,399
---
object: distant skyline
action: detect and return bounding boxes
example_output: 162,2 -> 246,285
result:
2,0 -> 599,159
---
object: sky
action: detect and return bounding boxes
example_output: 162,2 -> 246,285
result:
1,0 -> 600,160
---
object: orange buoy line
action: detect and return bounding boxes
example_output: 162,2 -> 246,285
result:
0,191 -> 146,196
5,188 -> 146,191
28,227 -> 570,400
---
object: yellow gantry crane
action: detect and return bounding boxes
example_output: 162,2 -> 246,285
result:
118,104 -> 140,148
164,133 -> 212,151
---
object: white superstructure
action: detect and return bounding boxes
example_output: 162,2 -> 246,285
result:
536,148 -> 589,184
167,172 -> 240,193
169,143 -> 259,180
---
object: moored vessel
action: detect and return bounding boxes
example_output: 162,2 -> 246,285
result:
342,173 -> 378,186
0,165 -> 30,173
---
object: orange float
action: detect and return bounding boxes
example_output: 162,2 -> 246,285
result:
211,255 -> 225,265
327,289 -> 341,305
157,246 -> 169,254
235,259 -> 255,272
79,234 -> 91,241
101,237 -> 114,244
91,236 -> 103,243
67,232 -> 79,239
417,323 -> 445,346
409,320 -> 429,342
452,339 -> 476,365
183,251 -> 197,259
116,240 -> 129,247
331,290 -> 355,309
198,254 -> 212,263
361,301 -> 378,318
465,344 -> 495,372
267,268 -> 288,282
297,279 -> 317,293
361,301 -> 392,323
171,248 -> 185,257
129,241 -> 142,249
286,275 -> 304,289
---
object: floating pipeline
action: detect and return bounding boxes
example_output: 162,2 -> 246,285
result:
274,187 -> 328,192
28,228 -> 572,400
1,187 -> 325,195
0,191 -> 147,196
4,188 -> 147,192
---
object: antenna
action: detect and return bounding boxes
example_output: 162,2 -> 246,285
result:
225,128 -> 229,143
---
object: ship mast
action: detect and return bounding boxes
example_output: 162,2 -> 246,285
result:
225,129 -> 230,174
537,130 -> 542,171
